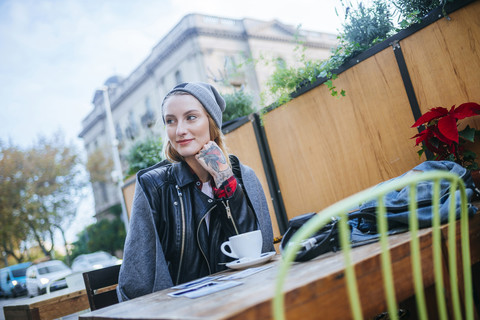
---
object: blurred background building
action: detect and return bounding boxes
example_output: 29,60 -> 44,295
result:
78,13 -> 337,221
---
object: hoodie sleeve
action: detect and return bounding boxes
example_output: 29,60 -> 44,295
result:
116,175 -> 173,301
241,164 -> 275,253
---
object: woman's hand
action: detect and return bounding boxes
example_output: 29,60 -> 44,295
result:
195,141 -> 233,187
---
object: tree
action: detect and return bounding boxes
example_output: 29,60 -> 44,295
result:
85,218 -> 126,256
86,146 -> 113,184
0,133 -> 86,262
341,0 -> 393,51
222,90 -> 255,122
125,137 -> 163,176
0,141 -> 29,263
26,134 -> 85,259
70,207 -> 126,260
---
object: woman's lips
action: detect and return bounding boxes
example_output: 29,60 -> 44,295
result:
177,139 -> 193,145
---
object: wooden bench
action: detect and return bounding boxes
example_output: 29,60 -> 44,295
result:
3,288 -> 89,320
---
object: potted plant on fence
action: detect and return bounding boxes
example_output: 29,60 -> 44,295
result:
411,102 -> 480,182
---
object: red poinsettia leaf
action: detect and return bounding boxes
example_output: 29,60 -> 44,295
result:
411,127 -> 432,145
411,107 -> 449,127
415,134 -> 427,146
411,132 -> 422,139
452,102 -> 480,119
437,115 -> 459,143
425,139 -> 442,154
433,125 -> 454,145
449,143 -> 456,154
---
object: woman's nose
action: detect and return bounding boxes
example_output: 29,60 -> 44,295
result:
176,121 -> 187,136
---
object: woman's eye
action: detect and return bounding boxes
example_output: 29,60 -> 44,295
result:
165,119 -> 174,125
187,115 -> 197,121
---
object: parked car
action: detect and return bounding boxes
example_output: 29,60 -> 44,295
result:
0,262 -> 32,298
71,251 -> 121,272
26,260 -> 72,297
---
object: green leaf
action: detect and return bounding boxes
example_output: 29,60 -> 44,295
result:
446,154 -> 456,162
459,125 -> 477,142
126,137 -> 164,176
462,150 -> 476,160
469,162 -> 479,170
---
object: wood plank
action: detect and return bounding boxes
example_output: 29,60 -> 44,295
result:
263,47 -> 423,221
3,307 -> 39,320
121,176 -> 136,220
4,288 -> 89,320
79,228 -> 437,320
79,208 -> 480,319
400,1 -> 480,161
225,120 -> 281,240
440,212 -> 480,319
276,228 -> 436,320
37,294 -> 89,320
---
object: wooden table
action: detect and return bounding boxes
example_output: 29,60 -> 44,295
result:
3,288 -> 89,320
79,214 -> 480,320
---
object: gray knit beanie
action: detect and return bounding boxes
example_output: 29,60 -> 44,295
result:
162,82 -> 226,128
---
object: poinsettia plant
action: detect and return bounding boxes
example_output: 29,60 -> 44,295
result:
412,102 -> 480,170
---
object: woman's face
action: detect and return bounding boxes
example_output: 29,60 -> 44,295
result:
164,94 -> 211,161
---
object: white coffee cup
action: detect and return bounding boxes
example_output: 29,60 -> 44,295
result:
220,230 -> 263,259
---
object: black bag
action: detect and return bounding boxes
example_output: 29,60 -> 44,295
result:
280,212 -> 381,262
280,162 -> 480,263
280,212 -> 340,262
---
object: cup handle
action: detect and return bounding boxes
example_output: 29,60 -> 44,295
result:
220,241 -> 238,259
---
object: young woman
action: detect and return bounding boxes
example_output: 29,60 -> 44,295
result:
117,82 -> 274,301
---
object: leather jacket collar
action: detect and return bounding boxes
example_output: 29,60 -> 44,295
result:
172,161 -> 197,187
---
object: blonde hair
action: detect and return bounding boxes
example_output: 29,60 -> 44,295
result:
163,92 -> 230,166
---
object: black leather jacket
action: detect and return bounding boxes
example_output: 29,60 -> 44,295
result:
118,156 -> 274,300
117,155 -> 275,302
140,157 -> 257,285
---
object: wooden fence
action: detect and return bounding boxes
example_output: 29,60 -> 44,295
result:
222,0 -> 480,239
122,0 -> 480,242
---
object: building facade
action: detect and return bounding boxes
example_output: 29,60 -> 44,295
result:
78,13 -> 337,219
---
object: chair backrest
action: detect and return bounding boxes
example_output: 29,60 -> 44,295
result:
83,264 -> 121,311
274,170 -> 475,320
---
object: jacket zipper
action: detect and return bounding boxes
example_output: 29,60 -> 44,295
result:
222,200 -> 239,235
175,185 -> 186,285
196,205 -> 217,275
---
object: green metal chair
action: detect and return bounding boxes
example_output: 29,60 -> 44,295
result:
274,170 -> 474,320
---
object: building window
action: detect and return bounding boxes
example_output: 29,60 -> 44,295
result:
175,70 -> 183,84
226,56 -> 236,72
100,182 -> 109,203
144,96 -> 151,110
115,123 -> 123,142
225,55 -> 245,87
141,96 -> 156,129
276,57 -> 287,69
125,111 -> 138,140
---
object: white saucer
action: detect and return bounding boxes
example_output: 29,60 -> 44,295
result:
225,252 -> 276,270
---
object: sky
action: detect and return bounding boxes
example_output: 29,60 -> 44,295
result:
0,0 -> 344,243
